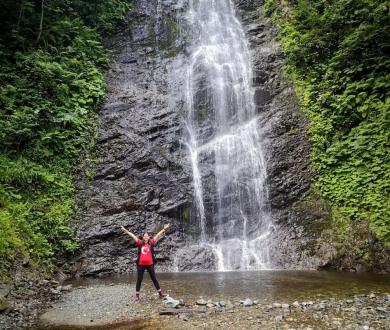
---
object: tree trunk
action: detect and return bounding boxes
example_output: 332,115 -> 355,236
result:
35,0 -> 44,45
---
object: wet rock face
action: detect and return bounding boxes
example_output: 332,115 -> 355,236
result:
235,0 -> 335,269
174,245 -> 217,271
74,0 -> 192,276
74,0 -> 334,276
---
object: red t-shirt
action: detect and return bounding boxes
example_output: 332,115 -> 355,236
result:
136,239 -> 156,265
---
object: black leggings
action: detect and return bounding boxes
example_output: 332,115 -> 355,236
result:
135,264 -> 160,292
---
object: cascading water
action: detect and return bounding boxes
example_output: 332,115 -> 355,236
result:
179,0 -> 273,270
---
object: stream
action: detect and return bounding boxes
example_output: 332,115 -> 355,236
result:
34,270 -> 390,329
68,270 -> 390,301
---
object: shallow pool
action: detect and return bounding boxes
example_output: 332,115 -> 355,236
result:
68,270 -> 390,302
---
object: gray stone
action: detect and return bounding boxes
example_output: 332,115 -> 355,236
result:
196,299 -> 207,306
225,301 -> 234,309
343,307 -> 357,312
292,301 -> 300,308
50,289 -> 61,295
162,296 -> 180,308
60,285 -> 73,292
275,315 -> 283,322
314,303 -> 326,310
242,298 -> 253,307
359,308 -> 369,316
376,306 -> 387,313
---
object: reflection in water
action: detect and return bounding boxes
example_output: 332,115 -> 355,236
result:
69,270 -> 390,302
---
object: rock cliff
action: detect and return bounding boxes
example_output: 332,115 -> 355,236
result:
72,0 -> 335,276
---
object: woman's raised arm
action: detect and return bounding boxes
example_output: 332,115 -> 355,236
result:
120,226 -> 138,242
154,224 -> 170,242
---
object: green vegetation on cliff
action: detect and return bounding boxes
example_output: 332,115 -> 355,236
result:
264,1 -> 389,245
0,0 -> 131,279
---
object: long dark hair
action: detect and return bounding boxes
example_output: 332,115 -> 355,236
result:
138,231 -> 153,242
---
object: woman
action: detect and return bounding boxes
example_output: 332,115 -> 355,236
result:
120,224 -> 170,301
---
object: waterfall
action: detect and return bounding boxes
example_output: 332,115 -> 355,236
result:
180,0 -> 272,270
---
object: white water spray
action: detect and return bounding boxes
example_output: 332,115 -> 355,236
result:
181,0 -> 272,270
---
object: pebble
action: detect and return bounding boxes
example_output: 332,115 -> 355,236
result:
50,289 -> 61,295
196,298 -> 207,305
242,298 -> 253,307
273,303 -> 282,308
275,314 -> 283,322
359,308 -> 368,316
314,303 -> 326,310
282,303 -> 290,309
225,301 -> 234,309
376,306 -> 387,312
343,306 -> 357,312
162,296 -> 180,308
292,301 -> 300,308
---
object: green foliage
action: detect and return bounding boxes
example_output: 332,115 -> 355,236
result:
0,0 -> 131,278
264,0 -> 390,242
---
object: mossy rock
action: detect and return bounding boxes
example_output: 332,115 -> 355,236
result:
292,188 -> 332,235
0,298 -> 11,312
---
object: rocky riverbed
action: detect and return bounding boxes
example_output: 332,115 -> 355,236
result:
2,269 -> 389,329
35,284 -> 389,329
0,276 -> 69,329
